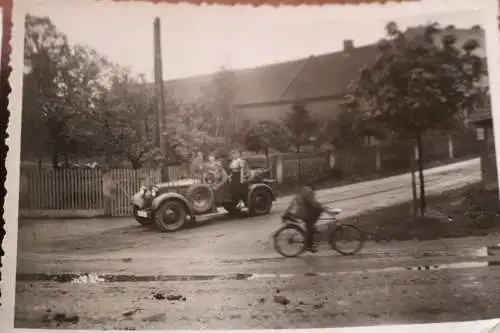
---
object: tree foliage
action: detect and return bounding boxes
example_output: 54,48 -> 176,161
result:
342,22 -> 487,215
201,66 -> 239,139
23,15 -> 170,169
93,70 -> 164,169
23,15 -> 114,167
283,104 -> 317,154
22,16 -> 277,171
245,120 -> 289,166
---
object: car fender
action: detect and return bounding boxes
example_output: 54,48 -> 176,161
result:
131,191 -> 147,209
247,183 -> 275,203
152,192 -> 192,214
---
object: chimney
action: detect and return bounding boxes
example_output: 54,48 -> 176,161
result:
343,39 -> 354,51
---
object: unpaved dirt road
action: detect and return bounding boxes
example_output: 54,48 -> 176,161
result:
17,158 -> 481,270
14,264 -> 500,329
15,158 -> 499,329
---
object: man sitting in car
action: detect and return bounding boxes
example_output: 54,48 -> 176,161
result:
204,152 -> 228,190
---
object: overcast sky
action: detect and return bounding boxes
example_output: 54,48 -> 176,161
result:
24,0 -> 485,81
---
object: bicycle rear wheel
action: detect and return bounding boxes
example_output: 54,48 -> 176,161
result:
273,224 -> 306,258
329,224 -> 365,255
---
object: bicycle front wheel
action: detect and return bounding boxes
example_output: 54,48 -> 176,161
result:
329,224 -> 365,255
273,224 -> 306,258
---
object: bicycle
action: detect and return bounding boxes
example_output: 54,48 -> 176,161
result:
272,208 -> 366,258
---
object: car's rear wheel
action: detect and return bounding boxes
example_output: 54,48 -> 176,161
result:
154,200 -> 188,232
248,187 -> 273,216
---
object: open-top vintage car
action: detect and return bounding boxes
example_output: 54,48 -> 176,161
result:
130,169 -> 277,232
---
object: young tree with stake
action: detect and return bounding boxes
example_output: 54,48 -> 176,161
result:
283,104 -> 317,181
343,22 -> 486,217
245,120 -> 289,168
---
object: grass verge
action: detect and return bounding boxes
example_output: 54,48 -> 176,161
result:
277,155 -> 477,197
337,183 -> 500,242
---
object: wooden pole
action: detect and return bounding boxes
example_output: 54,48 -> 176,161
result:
410,155 -> 418,221
153,17 -> 169,181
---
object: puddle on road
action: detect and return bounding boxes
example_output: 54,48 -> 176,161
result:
248,261 -> 494,279
18,246 -> 499,283
70,273 -> 105,284
17,259 -> 500,284
474,247 -> 489,257
16,272 -> 254,283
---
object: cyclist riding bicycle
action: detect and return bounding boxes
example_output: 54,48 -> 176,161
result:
282,182 -> 339,253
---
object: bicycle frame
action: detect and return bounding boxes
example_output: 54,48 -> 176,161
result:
282,213 -> 342,227
274,209 -> 365,258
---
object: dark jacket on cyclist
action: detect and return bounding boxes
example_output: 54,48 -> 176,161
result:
283,185 -> 323,251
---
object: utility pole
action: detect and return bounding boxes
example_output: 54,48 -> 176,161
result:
153,17 -> 169,181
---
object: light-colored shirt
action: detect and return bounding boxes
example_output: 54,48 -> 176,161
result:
229,158 -> 245,172
229,158 -> 250,182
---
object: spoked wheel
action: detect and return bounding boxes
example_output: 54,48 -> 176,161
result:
154,200 -> 188,232
328,224 -> 365,255
248,188 -> 273,216
273,224 -> 306,258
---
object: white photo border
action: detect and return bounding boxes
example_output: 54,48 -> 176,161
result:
3,0 -> 500,332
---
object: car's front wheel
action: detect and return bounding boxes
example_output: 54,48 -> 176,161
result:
154,200 -> 188,232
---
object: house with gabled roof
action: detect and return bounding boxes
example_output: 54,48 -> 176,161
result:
159,39 -> 380,126
160,26 -> 488,172
163,25 -> 486,125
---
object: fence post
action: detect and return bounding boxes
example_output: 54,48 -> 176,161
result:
275,154 -> 283,184
448,134 -> 454,160
329,151 -> 335,169
102,171 -> 113,216
19,169 -> 30,210
375,146 -> 382,171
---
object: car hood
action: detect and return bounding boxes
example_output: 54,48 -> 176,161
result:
155,178 -> 198,189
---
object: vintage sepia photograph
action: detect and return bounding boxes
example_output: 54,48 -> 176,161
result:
5,0 -> 500,330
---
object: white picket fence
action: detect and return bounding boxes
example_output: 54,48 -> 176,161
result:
18,153 -> 333,218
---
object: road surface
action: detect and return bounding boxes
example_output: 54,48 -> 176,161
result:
17,158 -> 481,272
14,157 -> 500,329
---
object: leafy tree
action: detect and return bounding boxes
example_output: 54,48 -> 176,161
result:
202,65 -> 238,139
283,103 -> 317,179
23,15 -> 73,168
163,97 -> 233,162
23,15 -> 112,168
343,22 -> 486,216
59,45 -> 113,162
245,120 -> 289,167
283,104 -> 317,153
95,69 -> 162,169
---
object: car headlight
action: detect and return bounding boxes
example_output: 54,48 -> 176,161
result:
151,186 -> 159,197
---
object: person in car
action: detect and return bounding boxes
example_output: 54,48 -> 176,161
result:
190,151 -> 205,181
205,152 -> 228,190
